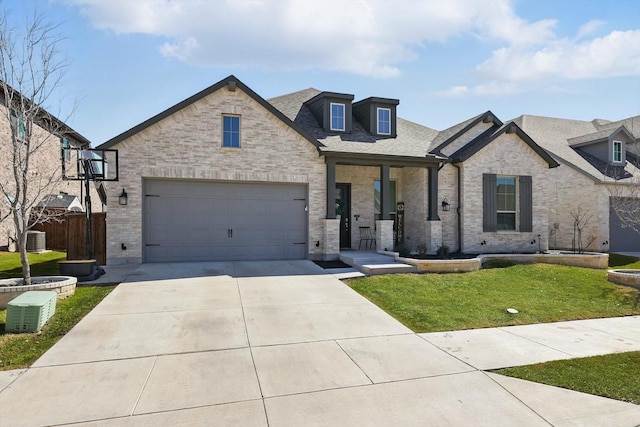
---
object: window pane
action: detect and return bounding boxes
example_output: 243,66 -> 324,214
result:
223,116 -> 240,147
497,213 -> 516,230
497,176 -> 516,210
377,108 -> 390,134
331,103 -> 345,131
613,141 -> 622,162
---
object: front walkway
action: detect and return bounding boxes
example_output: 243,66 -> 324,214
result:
0,260 -> 639,426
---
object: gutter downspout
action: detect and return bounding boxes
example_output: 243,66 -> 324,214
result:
452,162 -> 462,252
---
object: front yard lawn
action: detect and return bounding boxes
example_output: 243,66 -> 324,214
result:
494,351 -> 640,405
347,263 -> 640,333
1,251 -> 115,370
0,251 -> 66,279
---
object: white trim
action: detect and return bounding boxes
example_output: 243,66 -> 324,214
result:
377,107 -> 391,135
612,140 -> 623,163
222,114 -> 241,148
330,102 -> 345,131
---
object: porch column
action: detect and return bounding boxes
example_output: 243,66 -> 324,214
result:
427,166 -> 440,221
380,164 -> 391,220
326,160 -> 336,219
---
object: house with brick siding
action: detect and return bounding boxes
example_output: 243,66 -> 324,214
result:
97,75 -> 560,265
0,88 -> 97,251
514,114 -> 640,253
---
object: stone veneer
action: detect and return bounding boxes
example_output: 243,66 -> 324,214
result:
105,86 -> 328,264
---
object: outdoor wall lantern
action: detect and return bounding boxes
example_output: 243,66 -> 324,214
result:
441,198 -> 450,212
119,189 -> 128,206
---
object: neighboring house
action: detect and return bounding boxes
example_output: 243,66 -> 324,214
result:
98,75 -> 558,265
34,192 -> 84,213
0,86 -> 99,250
514,114 -> 640,252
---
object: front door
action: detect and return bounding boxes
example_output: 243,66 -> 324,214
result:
336,183 -> 351,248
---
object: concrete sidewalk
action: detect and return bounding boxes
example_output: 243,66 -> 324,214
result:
0,260 -> 639,426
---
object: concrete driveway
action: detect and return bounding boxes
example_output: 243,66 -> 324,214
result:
1,260 -> 639,426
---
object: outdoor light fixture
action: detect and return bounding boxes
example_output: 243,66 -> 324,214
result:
118,189 -> 128,206
441,198 -> 450,211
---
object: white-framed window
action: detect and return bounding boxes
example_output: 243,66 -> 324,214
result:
377,107 -> 391,135
61,138 -> 71,161
613,140 -> 622,163
496,176 -> 517,231
222,115 -> 240,148
330,103 -> 345,131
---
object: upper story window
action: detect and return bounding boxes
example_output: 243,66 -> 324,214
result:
377,108 -> 391,135
10,110 -> 25,141
330,103 -> 345,131
374,180 -> 397,218
61,138 -> 71,161
613,140 -> 622,163
222,115 -> 240,148
496,176 -> 517,231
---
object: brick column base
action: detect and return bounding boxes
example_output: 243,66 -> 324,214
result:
322,218 -> 340,260
425,220 -> 443,254
375,220 -> 395,252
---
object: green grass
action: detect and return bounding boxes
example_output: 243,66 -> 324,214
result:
0,251 -> 66,279
494,351 -> 640,405
347,263 -> 640,332
609,253 -> 640,269
0,285 -> 115,370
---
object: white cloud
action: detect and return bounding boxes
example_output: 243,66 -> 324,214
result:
437,86 -> 469,98
576,19 -> 606,39
62,0 -> 556,78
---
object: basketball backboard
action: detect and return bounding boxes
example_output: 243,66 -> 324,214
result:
62,147 -> 119,182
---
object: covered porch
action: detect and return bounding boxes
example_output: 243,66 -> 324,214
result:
322,152 -> 444,260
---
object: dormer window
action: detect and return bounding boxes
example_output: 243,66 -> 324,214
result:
330,103 -> 345,131
613,140 -> 622,163
377,108 -> 391,135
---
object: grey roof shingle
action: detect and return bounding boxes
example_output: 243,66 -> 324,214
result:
36,193 -> 81,210
268,90 -> 441,159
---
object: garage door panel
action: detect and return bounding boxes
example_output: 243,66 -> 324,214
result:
144,180 -> 307,262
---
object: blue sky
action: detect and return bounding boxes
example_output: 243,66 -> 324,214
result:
6,0 -> 640,145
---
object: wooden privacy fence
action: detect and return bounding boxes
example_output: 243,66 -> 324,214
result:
31,212 -> 106,265
66,213 -> 106,265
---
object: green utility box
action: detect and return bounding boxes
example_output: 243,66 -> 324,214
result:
6,291 -> 57,333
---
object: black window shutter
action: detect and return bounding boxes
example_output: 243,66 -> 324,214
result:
483,174 -> 497,232
519,175 -> 533,232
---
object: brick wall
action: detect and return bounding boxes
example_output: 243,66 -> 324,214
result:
105,86 -> 326,263
460,133 -> 551,253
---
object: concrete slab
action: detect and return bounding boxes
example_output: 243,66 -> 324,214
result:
420,328 -> 573,370
264,372 -> 550,427
33,308 -> 248,366
135,349 -> 262,414
328,268 -> 366,279
357,263 -> 417,275
238,275 -> 362,307
124,261 -> 237,282
75,400 -> 268,427
0,368 -> 26,392
252,340 -> 371,397
0,358 -> 154,427
505,321 -> 640,358
232,259 -> 327,277
488,373 -> 640,427
244,302 -> 412,346
574,315 -> 640,342
90,278 -> 241,315
337,334 -> 474,383
77,263 -> 139,285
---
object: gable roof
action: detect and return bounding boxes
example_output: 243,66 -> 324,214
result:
97,75 -> 321,150
514,114 -> 640,182
36,193 -> 82,210
568,125 -> 634,147
449,121 -> 559,168
429,111 -> 502,154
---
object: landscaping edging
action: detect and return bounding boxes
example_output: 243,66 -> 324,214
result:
0,276 -> 77,310
379,250 -> 609,273
607,269 -> 640,290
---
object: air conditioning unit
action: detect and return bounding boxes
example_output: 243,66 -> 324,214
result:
26,231 -> 46,252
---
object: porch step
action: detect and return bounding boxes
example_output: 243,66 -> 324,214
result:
340,252 -> 417,276
357,263 -> 417,275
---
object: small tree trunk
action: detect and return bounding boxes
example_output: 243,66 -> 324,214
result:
14,212 -> 31,286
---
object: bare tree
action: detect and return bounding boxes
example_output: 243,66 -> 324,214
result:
569,205 -> 594,254
0,9 -> 69,285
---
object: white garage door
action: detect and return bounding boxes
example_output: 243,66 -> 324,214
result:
144,180 -> 308,262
